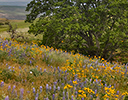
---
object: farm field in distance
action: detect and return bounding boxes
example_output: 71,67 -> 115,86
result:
0,5 -> 28,20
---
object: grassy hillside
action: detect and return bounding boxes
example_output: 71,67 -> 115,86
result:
0,18 -> 30,32
0,36 -> 127,100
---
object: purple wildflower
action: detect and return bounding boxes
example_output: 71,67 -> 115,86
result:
44,69 -> 46,72
20,88 -> 24,99
57,86 -> 60,91
52,94 -> 55,100
40,86 -> 42,93
71,95 -> 74,100
5,95 -> 9,100
117,91 -> 119,95
81,98 -> 84,100
8,85 -> 11,91
35,92 -> 39,100
63,91 -> 65,100
12,85 -> 16,94
33,87 -> 36,94
1,81 -> 4,87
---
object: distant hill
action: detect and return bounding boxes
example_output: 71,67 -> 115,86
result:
0,5 -> 29,20
0,2 -> 29,6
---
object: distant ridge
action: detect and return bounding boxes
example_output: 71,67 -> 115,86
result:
0,2 -> 29,6
0,5 -> 28,20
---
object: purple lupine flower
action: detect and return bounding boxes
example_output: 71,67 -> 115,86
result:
53,85 -> 56,92
57,86 -> 60,91
51,59 -> 53,62
84,81 -> 86,84
66,92 -> 69,99
75,91 -> 78,95
32,82 -> 34,85
8,85 -> 11,91
30,60 -> 32,64
35,92 -> 39,100
12,85 -> 16,94
58,66 -> 60,71
90,95 -> 93,99
46,84 -> 49,93
1,81 -> 4,87
63,91 -> 65,100
83,65 -> 86,68
44,69 -> 46,72
20,88 -> 24,99
9,42 -> 12,46
5,95 -> 9,100
33,87 -> 36,94
65,70 -> 67,74
40,68 -> 42,72
80,82 -> 84,88
125,66 -> 127,75
19,66 -> 21,69
54,82 -> 57,85
49,86 -> 52,91
8,48 -> 12,56
35,97 -> 38,100
54,67 -> 56,72
52,94 -> 55,100
40,86 -> 42,93
95,89 -> 97,94
108,85 -> 111,88
64,76 -> 67,81
46,84 -> 49,90
24,68 -> 26,72
15,90 -> 17,97
71,95 -> 74,100
51,66 -> 53,69
45,97 -> 49,100
96,79 -> 98,83
81,98 -> 84,100
62,83 -> 64,86
117,91 -> 119,95
36,65 -> 38,68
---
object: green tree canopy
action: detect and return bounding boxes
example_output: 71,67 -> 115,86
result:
25,0 -> 128,61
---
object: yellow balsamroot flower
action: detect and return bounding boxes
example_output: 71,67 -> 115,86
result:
73,81 -> 78,84
102,58 -> 104,60
83,94 -> 86,98
122,92 -> 128,95
67,84 -> 73,88
64,84 -> 73,89
64,85 -> 67,89
78,90 -> 83,93
78,94 -> 83,97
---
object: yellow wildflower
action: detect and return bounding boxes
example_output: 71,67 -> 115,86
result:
73,81 -> 78,84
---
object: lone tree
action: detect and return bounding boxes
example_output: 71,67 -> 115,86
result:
25,0 -> 128,61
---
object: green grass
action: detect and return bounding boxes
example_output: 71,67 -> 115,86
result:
0,19 -> 30,32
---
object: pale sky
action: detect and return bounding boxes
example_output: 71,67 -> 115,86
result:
0,0 -> 32,2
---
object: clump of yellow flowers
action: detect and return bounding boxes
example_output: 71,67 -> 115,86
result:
64,84 -> 73,89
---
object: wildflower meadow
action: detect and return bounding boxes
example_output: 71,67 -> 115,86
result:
0,37 -> 128,100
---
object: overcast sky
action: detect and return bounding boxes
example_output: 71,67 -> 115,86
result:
0,0 -> 32,2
